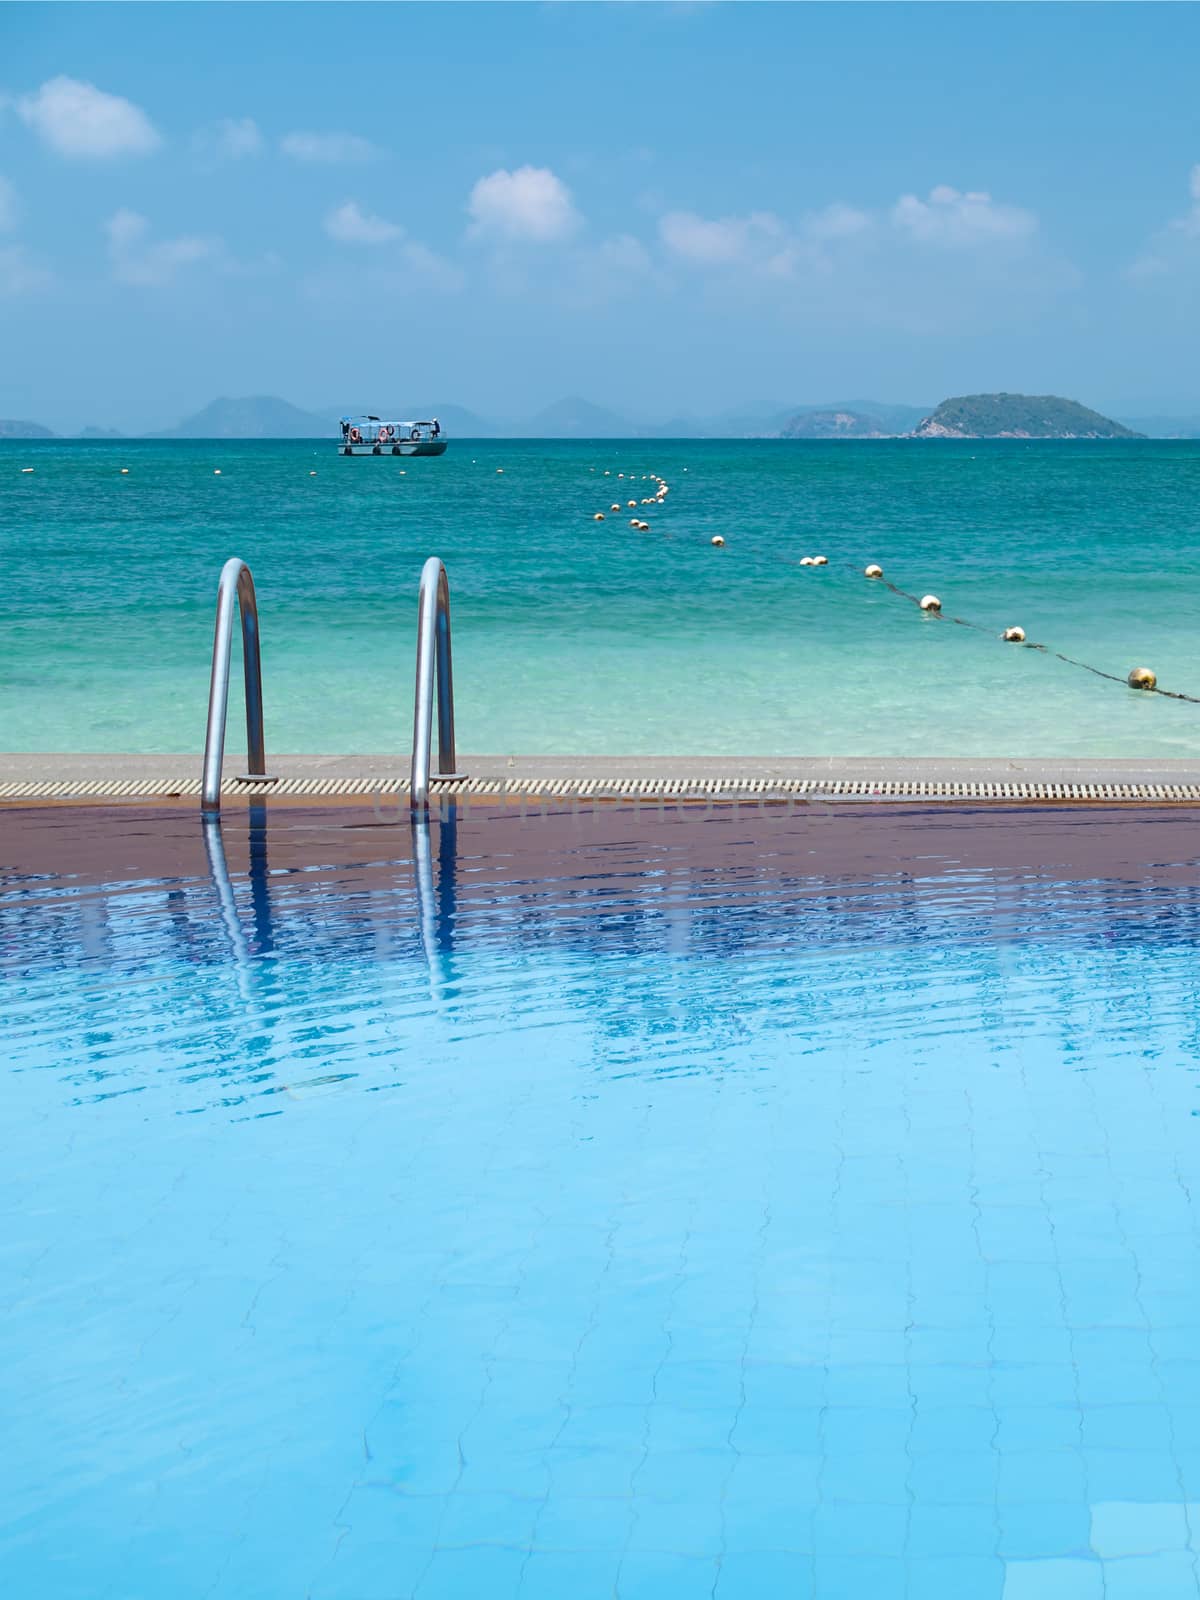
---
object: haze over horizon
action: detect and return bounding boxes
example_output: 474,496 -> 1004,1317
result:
3,3 -> 1200,433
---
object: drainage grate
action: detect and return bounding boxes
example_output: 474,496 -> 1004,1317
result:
5,772 -> 1200,805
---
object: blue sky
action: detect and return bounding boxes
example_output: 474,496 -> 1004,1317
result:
2,2 -> 1199,430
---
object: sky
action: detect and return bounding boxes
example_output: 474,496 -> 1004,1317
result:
2,1 -> 1199,431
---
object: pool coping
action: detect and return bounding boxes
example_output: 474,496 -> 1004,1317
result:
6,753 -> 1200,807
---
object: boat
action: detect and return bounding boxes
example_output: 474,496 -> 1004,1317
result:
339,415 -> 447,457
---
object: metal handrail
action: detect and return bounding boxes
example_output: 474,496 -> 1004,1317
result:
201,556 -> 271,815
410,556 -> 458,815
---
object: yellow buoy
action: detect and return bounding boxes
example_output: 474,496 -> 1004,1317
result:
594,512 -> 605,521
628,500 -> 638,508
611,503 -> 621,512
919,594 -> 941,611
864,564 -> 883,579
711,536 -> 725,547
630,518 -> 640,527
1002,626 -> 1026,643
1128,666 -> 1157,690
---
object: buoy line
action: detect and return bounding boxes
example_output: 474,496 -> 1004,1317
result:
853,563 -> 1200,704
583,475 -> 1200,707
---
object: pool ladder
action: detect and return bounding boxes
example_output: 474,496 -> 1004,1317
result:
201,553 -> 459,818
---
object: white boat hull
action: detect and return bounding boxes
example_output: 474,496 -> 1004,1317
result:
340,440 -> 447,457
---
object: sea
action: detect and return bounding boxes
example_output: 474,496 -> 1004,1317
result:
4,436 -> 1200,759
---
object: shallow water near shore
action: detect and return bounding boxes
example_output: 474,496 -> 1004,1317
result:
4,436 -> 1200,758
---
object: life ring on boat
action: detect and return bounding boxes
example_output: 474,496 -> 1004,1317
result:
410,426 -> 421,441
378,425 -> 393,442
348,427 -> 361,444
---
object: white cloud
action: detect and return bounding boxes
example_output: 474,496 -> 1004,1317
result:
648,180 -> 1070,336
660,183 -> 1039,282
891,184 -> 1036,244
1128,163 -> 1200,278
194,117 -> 263,162
16,76 -> 160,158
659,209 -> 782,264
281,130 -> 376,163
805,202 -> 871,242
0,176 -> 17,233
105,208 -> 219,286
466,165 -> 580,242
324,200 -> 403,245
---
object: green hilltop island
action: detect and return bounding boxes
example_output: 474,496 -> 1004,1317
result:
909,393 -> 1142,440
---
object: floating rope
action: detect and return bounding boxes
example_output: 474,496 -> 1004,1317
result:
588,471 -> 1200,708
854,566 -> 1200,706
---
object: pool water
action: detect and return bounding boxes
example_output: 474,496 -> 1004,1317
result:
5,802 -> 1200,1599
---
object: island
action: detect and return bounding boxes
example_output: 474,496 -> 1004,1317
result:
909,393 -> 1142,440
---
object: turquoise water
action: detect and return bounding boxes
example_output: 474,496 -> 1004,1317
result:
6,802 -> 1200,1598
4,437 -> 1200,757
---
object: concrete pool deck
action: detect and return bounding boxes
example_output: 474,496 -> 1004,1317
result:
6,753 -> 1200,806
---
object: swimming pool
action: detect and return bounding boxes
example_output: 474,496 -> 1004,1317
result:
5,801 -> 1200,1599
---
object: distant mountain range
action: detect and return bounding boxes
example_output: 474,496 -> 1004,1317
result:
3,392 -> 1198,440
0,419 -> 54,439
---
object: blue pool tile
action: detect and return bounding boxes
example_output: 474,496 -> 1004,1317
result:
907,1501 -> 998,1557
625,1495 -> 724,1556
615,1550 -> 719,1598
731,1406 -> 822,1455
811,1502 -> 907,1557
635,1448 -> 730,1504
1081,1405 -> 1176,1454
1089,1500 -> 1191,1557
1101,1551 -> 1200,1598
455,1447 -> 551,1500
545,1446 -> 640,1499
1158,1364 -> 1200,1407
724,1452 -> 822,1509
909,1363 -> 995,1409
436,1491 -> 542,1549
417,1544 -> 529,1599
990,1365 -> 1080,1409
1001,1557 -> 1105,1599
996,1449 -> 1087,1505
907,1449 -> 998,1505
822,1406 -> 911,1454
998,1502 -> 1093,1560
1083,1450 -> 1188,1503
824,1365 -> 913,1410
517,1549 -> 621,1600
820,1450 -> 911,1505
532,1493 -> 631,1553
811,1554 -> 906,1599
653,1359 -> 745,1411
741,1363 -> 826,1412
907,1555 -> 1006,1599
712,1550 -> 814,1599
994,1406 -> 1082,1451
719,1496 -> 814,1555
909,1404 -> 997,1455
